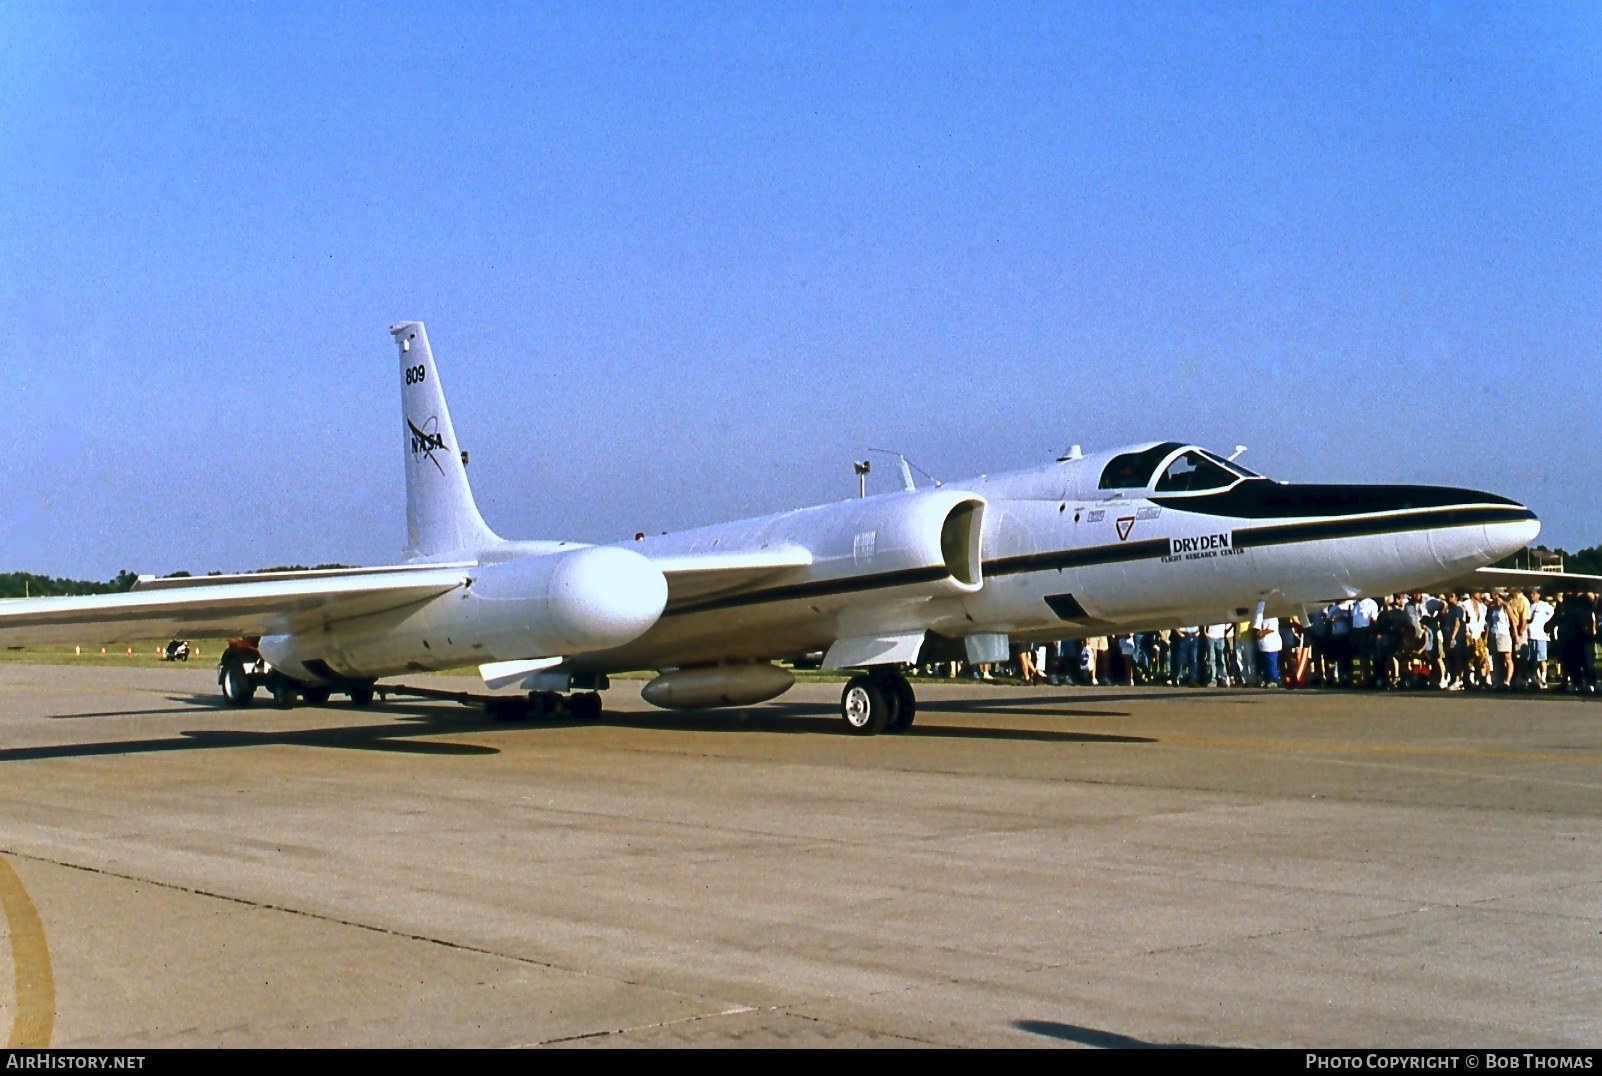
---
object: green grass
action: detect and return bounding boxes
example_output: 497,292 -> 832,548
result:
0,640 -> 232,666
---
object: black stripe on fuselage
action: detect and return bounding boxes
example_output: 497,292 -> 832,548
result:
1231,505 -> 1535,549
1151,480 -> 1521,518
663,564 -> 951,617
985,538 -> 1171,577
659,503 -> 1534,617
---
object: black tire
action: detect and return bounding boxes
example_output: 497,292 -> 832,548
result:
840,675 -> 889,736
879,673 -> 916,732
488,698 -> 529,722
347,683 -> 375,707
529,692 -> 559,720
878,679 -> 902,729
220,660 -> 256,708
301,686 -> 332,705
271,677 -> 298,710
567,692 -> 603,722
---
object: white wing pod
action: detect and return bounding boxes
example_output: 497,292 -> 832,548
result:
468,545 -> 668,656
288,545 -> 668,679
641,664 -> 795,709
544,546 -> 670,649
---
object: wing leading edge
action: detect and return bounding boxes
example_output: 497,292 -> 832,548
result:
0,567 -> 470,646
648,546 -> 814,604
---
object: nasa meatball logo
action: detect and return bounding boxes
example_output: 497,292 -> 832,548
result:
407,416 -> 449,476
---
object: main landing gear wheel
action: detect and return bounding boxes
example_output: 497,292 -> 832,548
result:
876,671 -> 916,733
567,692 -> 603,722
271,678 -> 298,710
840,674 -> 890,736
347,683 -> 375,707
301,686 -> 332,705
488,698 -> 529,722
221,661 -> 255,708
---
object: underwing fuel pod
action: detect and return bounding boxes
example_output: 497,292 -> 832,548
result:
0,323 -> 1539,734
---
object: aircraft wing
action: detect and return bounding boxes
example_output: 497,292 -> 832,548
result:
1434,566 -> 1602,593
649,546 -> 814,603
0,566 -> 470,646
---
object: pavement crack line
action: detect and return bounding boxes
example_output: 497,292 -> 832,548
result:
1045,901 -> 1475,967
0,845 -> 729,1007
521,1005 -> 761,1046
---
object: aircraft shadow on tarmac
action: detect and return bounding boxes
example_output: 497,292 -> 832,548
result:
536,702 -> 1157,744
1012,1019 -> 1213,1049
947,687 -> 1263,707
14,694 -> 1158,758
10,699 -> 506,763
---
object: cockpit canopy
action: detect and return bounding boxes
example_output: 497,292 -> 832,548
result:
1098,442 -> 1263,494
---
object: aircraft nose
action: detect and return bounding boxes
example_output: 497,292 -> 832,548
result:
1410,486 -> 1539,579
1482,501 -> 1541,564
546,546 -> 668,651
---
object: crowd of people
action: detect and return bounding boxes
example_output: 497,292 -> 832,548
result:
939,588 -> 1602,693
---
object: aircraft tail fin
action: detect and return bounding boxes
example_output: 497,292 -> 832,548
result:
389,322 -> 501,559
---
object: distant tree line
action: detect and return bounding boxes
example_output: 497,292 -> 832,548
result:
0,570 -> 141,598
1493,544 -> 1602,576
0,564 -> 354,598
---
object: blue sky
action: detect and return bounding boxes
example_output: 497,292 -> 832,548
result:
3,2 -> 1599,578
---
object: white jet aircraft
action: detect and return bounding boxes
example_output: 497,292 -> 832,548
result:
0,323 -> 1540,734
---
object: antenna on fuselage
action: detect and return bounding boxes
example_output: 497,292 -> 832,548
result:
1229,445 -> 1248,461
866,449 -> 941,492
853,459 -> 871,498
1056,444 -> 1083,462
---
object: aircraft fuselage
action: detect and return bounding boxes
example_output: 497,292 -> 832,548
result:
264,446 -> 1537,684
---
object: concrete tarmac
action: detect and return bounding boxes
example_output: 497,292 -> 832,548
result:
0,663 -> 1598,1048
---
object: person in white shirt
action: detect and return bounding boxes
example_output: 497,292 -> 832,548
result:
1350,596 -> 1379,686
1254,610 -> 1283,687
1526,591 -> 1555,689
1204,623 -> 1231,686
